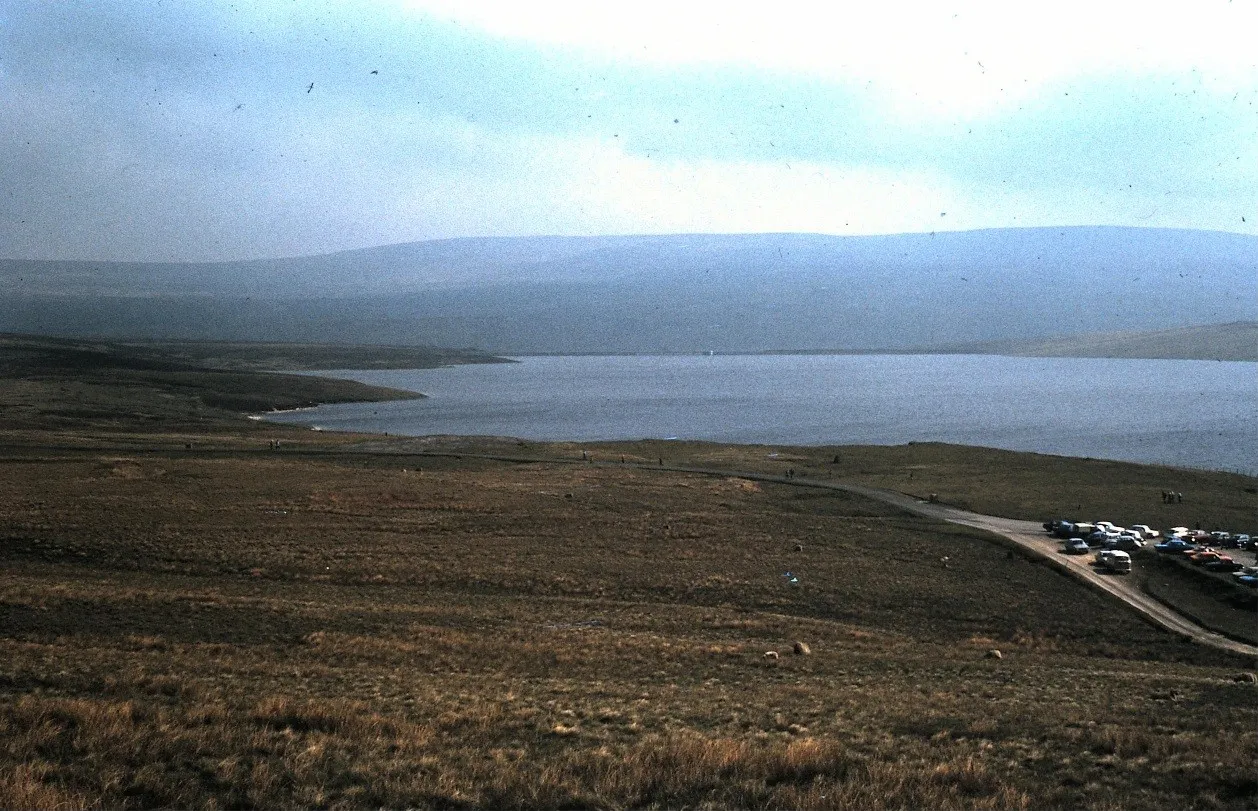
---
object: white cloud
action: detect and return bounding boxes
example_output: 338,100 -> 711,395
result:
540,137 -> 958,236
404,1 -> 1258,116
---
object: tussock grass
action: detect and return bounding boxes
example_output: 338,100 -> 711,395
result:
2,440 -> 1256,808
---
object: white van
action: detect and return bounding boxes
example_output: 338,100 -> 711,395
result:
1095,550 -> 1132,574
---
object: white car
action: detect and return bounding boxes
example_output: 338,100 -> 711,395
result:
1116,534 -> 1145,551
1130,524 -> 1160,540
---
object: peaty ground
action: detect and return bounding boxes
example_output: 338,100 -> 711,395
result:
1,439 -> 1256,810
0,340 -> 1256,810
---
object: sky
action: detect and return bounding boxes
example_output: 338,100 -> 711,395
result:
1,0 -> 1255,262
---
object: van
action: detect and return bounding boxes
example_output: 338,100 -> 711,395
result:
1096,550 -> 1132,574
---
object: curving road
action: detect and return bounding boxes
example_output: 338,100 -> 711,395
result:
27,437 -> 1251,658
352,442 -> 1258,658
817,481 -> 1258,657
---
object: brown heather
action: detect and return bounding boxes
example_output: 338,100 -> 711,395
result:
0,348 -> 1255,809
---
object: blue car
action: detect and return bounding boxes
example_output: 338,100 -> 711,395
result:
1155,539 -> 1197,554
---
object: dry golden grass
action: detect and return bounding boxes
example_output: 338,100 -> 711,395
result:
1,437 -> 1256,808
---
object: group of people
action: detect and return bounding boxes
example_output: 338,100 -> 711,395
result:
1161,490 -> 1183,503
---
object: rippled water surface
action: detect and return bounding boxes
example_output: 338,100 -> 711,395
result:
266,354 -> 1257,474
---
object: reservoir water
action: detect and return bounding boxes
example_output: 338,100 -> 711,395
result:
265,354 -> 1258,474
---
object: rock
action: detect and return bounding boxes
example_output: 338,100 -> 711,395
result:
1233,672 -> 1257,683
986,649 -> 1003,660
763,650 -> 779,661
794,543 -> 804,552
792,641 -> 812,656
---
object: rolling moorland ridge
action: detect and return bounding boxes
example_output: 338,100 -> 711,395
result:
3,226 -> 1256,355
924,321 -> 1258,362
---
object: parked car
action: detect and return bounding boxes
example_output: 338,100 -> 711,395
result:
1096,549 -> 1133,574
1204,559 -> 1244,573
1129,524 -> 1160,540
1167,526 -> 1190,538
1233,534 -> 1252,550
1155,539 -> 1197,554
1064,538 -> 1091,555
1237,575 -> 1258,589
1116,535 -> 1145,551
1050,521 -> 1077,539
1210,531 -> 1233,545
1190,550 -> 1232,567
1231,566 -> 1258,582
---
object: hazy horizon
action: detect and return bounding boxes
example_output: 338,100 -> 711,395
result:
3,2 -> 1254,263
5,223 -> 1255,266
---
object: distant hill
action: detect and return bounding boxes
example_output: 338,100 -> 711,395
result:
3,227 -> 1255,356
929,321 -> 1258,362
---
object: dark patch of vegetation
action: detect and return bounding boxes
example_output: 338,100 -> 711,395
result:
118,339 -> 513,371
0,333 -> 425,431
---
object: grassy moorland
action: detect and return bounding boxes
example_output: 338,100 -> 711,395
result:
926,321 -> 1258,362
116,339 -> 513,372
1,342 -> 1256,809
0,333 -> 436,438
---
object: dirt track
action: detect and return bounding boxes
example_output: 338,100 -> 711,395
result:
656,464 -> 1257,658
11,434 -> 1252,658
378,447 -> 1258,658
819,481 -> 1258,658
340,440 -> 1258,658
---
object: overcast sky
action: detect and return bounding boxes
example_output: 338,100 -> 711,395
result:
2,1 -> 1255,262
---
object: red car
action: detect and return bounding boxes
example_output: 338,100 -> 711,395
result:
1189,550 -> 1232,567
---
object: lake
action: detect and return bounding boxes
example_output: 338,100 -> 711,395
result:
264,354 -> 1258,474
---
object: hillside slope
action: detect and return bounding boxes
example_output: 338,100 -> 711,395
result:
934,321 -> 1258,361
3,227 -> 1255,354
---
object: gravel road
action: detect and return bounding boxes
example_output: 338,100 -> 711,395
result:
821,481 -> 1258,658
